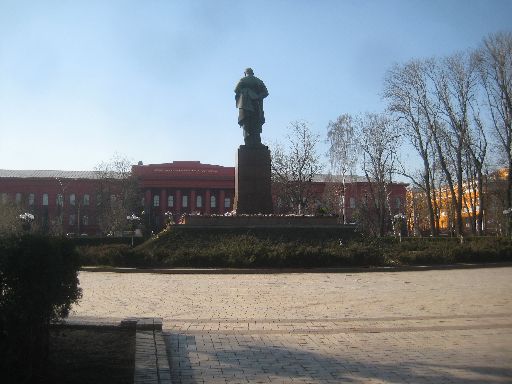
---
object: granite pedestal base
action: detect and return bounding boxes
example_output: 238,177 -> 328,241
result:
234,145 -> 273,214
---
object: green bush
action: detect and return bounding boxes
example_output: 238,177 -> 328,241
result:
76,244 -> 134,267
341,242 -> 386,266
76,228 -> 512,269
0,235 -> 82,383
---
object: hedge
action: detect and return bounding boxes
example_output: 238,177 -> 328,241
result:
76,226 -> 512,268
0,235 -> 82,383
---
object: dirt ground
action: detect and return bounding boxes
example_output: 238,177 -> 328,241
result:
47,327 -> 135,384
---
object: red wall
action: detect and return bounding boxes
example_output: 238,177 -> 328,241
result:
0,176 -> 103,235
1,163 -> 408,234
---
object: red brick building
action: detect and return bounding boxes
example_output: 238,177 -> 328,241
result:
0,170 -> 107,235
0,162 -> 407,235
133,161 -> 235,229
277,174 -> 407,222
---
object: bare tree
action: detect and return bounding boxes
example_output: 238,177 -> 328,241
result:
355,112 -> 402,236
94,154 -> 140,235
0,202 -> 23,235
384,59 -> 440,235
271,121 -> 323,214
326,114 -> 359,223
432,52 -> 487,235
475,31 -> 512,234
317,174 -> 343,215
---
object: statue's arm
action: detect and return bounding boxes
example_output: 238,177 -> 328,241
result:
259,81 -> 269,99
234,81 -> 242,103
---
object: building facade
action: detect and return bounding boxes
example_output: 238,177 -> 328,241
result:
0,170 -> 106,235
311,175 -> 407,222
406,168 -> 509,236
132,161 -> 235,230
1,162 -> 408,235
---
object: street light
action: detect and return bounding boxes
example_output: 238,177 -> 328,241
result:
19,212 -> 35,232
164,211 -> 174,227
127,214 -> 140,246
393,213 -> 406,242
503,208 -> 511,238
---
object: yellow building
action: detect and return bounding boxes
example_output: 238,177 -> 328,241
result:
406,168 -> 509,235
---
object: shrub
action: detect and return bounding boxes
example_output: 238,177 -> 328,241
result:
76,228 -> 512,269
0,235 -> 82,383
76,244 -> 133,267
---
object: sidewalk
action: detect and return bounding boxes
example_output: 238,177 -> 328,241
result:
70,266 -> 512,383
80,261 -> 512,274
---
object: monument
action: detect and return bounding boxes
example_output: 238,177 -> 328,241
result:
233,68 -> 273,214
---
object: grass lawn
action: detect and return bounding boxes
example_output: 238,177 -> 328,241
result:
47,326 -> 135,384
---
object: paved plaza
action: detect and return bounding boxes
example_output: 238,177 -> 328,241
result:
70,267 -> 512,383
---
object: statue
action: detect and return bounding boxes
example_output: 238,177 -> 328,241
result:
235,68 -> 269,146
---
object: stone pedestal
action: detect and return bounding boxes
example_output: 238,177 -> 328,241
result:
234,145 -> 273,214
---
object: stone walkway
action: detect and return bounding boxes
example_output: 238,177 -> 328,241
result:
70,267 -> 512,383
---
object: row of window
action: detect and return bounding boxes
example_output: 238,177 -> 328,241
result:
152,194 -> 231,209
56,214 -> 90,226
3,192 -> 399,210
275,196 -> 402,210
0,192 -> 92,207
346,197 -> 402,209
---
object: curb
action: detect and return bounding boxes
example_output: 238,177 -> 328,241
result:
122,318 -> 172,384
57,317 -> 172,383
80,262 -> 512,275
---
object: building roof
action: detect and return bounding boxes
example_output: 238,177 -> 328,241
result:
0,168 -> 408,185
312,174 -> 368,183
312,174 -> 409,185
132,161 -> 234,179
0,169 -> 104,179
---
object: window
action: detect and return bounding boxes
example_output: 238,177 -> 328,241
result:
210,195 -> 216,208
168,195 -> 174,207
153,195 -> 160,207
56,194 -> 64,207
96,194 -> 102,206
224,197 -> 231,208
15,193 -> 22,204
82,215 -> 89,226
28,193 -> 35,206
1,193 -> 8,204
182,195 -> 188,208
70,193 -> 76,206
395,198 -> 401,209
69,214 -> 76,225
42,193 -> 49,206
196,195 -> 202,208
349,197 -> 356,209
83,194 -> 90,206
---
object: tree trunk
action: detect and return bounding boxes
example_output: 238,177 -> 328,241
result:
423,165 -> 438,236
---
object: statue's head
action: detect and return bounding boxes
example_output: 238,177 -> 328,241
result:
244,68 -> 254,76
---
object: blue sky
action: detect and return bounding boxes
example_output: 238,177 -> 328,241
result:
0,0 -> 511,173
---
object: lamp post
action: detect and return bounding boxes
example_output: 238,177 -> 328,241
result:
164,211 -> 174,227
19,212 -> 35,232
393,213 -> 405,243
127,214 -> 140,246
503,208 -> 512,238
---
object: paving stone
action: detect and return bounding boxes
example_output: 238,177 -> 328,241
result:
71,267 -> 512,383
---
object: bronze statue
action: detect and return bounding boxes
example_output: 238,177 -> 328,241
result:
235,68 -> 269,146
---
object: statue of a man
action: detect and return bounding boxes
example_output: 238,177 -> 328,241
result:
235,68 -> 269,146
